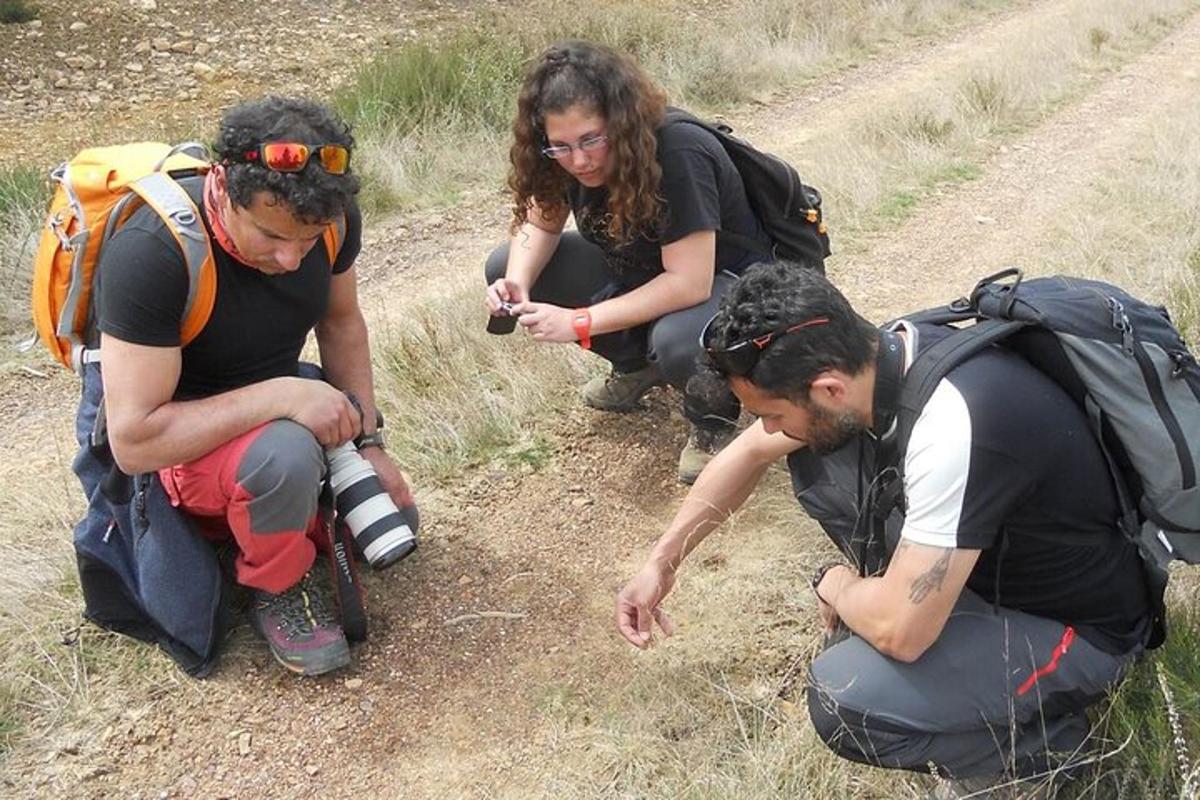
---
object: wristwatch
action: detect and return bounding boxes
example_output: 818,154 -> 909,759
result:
811,561 -> 844,604
355,408 -> 386,450
356,430 -> 386,450
572,307 -> 593,350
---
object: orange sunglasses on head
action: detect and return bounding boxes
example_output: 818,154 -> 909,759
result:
234,142 -> 351,174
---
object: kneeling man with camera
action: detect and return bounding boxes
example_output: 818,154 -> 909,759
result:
93,97 -> 417,676
617,262 -> 1161,795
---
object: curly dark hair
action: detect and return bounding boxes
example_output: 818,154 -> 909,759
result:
705,262 -> 878,401
508,40 -> 667,242
214,96 -> 360,224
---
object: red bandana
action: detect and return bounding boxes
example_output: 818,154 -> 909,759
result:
203,169 -> 254,267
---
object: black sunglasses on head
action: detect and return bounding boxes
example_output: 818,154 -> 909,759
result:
700,313 -> 830,376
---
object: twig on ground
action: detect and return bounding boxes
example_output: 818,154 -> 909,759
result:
443,610 -> 528,626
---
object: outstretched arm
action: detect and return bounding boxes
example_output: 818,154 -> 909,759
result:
616,419 -> 802,648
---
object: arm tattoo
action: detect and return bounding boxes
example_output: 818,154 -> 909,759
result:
908,549 -> 953,604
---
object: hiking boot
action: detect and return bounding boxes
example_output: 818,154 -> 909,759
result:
251,570 -> 351,677
582,364 -> 664,412
677,425 -> 738,485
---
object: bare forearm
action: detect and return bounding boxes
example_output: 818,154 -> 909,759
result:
822,544 -> 962,662
590,270 -> 711,335
823,572 -> 907,653
506,223 -> 561,290
648,444 -> 772,570
108,379 -> 291,474
317,312 -> 378,433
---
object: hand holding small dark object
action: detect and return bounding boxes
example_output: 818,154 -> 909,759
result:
487,301 -> 521,334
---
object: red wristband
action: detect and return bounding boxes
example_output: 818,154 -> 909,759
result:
572,308 -> 592,350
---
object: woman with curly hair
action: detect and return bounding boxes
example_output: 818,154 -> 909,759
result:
484,40 -> 772,483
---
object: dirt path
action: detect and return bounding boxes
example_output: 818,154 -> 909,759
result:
4,1 -> 1200,797
0,0 -> 497,169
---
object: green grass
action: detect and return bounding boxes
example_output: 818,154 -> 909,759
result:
334,0 -> 1026,215
1090,590 -> 1200,798
368,276 -> 591,481
0,165 -> 48,336
1179,248 -> 1200,344
0,165 -> 45,217
0,0 -> 36,25
335,34 -> 525,138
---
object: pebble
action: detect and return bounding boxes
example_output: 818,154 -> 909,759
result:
69,22 -> 88,32
237,732 -> 252,756
344,678 -> 364,690
125,63 -> 144,73
191,62 -> 216,80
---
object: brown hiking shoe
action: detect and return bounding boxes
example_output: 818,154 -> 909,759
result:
582,364 -> 664,412
677,425 -> 738,485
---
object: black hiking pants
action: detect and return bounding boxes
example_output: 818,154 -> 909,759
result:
790,440 -> 1146,780
485,233 -> 740,430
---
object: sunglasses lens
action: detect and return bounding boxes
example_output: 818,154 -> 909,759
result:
318,145 -> 350,174
261,143 -> 310,172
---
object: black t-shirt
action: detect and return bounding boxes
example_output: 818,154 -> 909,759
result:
898,322 -> 1151,653
565,119 -> 768,288
96,176 -> 362,399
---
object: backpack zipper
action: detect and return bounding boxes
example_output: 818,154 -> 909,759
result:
1113,297 -> 1197,490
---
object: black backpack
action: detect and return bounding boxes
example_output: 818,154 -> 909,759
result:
873,269 -> 1200,647
665,108 -> 831,273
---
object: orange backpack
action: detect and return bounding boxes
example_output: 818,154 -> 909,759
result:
32,142 -> 345,372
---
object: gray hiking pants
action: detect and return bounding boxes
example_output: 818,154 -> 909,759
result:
790,441 -> 1145,780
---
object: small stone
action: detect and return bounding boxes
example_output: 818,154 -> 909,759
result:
69,21 -> 88,31
132,0 -> 158,10
54,78 -> 71,89
171,41 -> 194,54
304,765 -> 320,777
194,42 -> 211,56
152,37 -> 172,51
974,215 -> 996,225
457,574 -> 473,585
134,40 -> 151,54
237,732 -> 251,756
125,62 -> 145,73
28,19 -> 42,28
65,56 -> 86,69
344,678 -> 364,690
191,62 -> 216,79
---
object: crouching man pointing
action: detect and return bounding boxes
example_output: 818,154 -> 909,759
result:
616,262 -> 1156,796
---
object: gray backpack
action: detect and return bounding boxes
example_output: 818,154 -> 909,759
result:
881,270 -> 1200,649
894,270 -> 1200,574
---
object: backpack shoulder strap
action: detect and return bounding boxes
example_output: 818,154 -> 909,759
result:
125,173 -> 216,348
660,108 -> 775,258
893,318 -> 1028,462
323,211 -> 347,266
